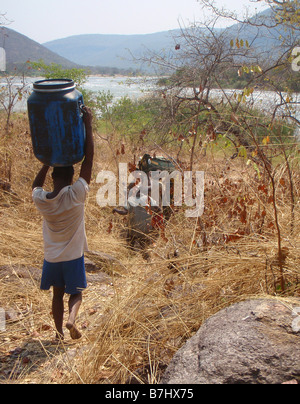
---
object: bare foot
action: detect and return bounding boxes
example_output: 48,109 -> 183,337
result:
66,322 -> 82,340
55,332 -> 64,341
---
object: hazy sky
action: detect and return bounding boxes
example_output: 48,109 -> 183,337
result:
1,0 -> 269,43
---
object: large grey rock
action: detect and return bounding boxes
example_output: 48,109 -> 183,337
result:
161,298 -> 300,384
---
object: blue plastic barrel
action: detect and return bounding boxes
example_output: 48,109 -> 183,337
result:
27,79 -> 86,167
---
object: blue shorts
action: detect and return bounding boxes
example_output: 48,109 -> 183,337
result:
41,256 -> 87,295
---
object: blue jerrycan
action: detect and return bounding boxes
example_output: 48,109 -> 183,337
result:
27,79 -> 86,167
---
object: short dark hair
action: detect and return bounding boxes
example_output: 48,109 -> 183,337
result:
52,166 -> 74,182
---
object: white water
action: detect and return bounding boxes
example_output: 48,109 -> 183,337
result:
82,76 -> 156,100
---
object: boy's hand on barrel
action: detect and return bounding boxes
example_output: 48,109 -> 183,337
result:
82,106 -> 93,127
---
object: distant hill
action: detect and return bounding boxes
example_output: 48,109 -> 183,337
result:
43,30 -> 179,71
0,27 -> 78,71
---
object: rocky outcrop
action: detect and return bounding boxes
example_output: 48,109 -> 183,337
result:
161,298 -> 300,384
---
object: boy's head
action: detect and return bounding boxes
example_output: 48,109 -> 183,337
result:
52,166 -> 74,185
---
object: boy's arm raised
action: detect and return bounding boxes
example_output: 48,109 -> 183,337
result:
32,165 -> 50,190
80,107 -> 94,185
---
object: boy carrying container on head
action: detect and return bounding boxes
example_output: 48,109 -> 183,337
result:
32,107 -> 94,341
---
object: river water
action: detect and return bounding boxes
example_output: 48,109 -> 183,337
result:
0,76 -> 156,111
1,75 -> 299,137
83,76 -> 156,99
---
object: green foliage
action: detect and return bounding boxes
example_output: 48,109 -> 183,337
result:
95,91 -> 163,143
285,72 -> 300,92
29,60 -> 88,87
110,96 -> 158,137
163,63 -> 299,93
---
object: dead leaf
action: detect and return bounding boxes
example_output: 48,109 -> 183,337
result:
240,208 -> 247,224
231,113 -> 240,125
107,220 -> 113,234
22,357 -> 30,365
279,178 -> 286,186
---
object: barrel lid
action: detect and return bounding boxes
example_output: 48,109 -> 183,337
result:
33,79 -> 76,93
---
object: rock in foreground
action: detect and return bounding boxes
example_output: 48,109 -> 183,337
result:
161,298 -> 300,384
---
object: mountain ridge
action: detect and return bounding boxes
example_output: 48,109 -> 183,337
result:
43,30 -> 180,70
42,8 -> 298,71
0,27 -> 78,71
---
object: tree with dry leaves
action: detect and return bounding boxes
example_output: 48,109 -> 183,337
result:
135,2 -> 300,291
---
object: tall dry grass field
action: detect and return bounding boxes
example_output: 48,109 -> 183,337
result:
0,113 -> 299,384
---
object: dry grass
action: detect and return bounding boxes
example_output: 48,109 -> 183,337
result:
0,113 -> 299,384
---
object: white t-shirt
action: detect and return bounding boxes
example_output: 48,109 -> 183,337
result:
32,177 -> 89,263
